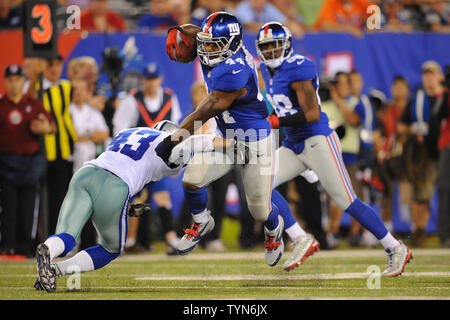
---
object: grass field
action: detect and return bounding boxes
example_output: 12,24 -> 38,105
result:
1,245 -> 449,300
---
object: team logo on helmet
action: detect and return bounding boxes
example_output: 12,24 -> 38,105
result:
197,12 -> 243,67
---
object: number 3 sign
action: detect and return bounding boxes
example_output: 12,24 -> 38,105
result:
22,0 -> 57,59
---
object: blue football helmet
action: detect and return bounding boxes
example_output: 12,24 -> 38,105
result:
197,12 -> 243,67
255,22 -> 293,69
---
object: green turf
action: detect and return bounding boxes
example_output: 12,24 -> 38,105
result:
1,248 -> 449,300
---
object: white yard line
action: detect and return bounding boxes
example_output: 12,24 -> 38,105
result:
116,248 -> 450,261
135,272 -> 450,281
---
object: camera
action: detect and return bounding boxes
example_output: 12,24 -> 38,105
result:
100,47 -> 124,92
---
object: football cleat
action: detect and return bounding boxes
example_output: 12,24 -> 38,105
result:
35,243 -> 58,293
176,214 -> 215,255
264,216 -> 284,267
382,242 -> 413,277
282,234 -> 320,271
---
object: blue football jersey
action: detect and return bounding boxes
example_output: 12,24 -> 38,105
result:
260,54 -> 332,148
202,46 -> 271,141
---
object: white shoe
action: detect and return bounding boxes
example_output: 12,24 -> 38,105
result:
382,242 -> 413,277
283,234 -> 320,271
264,216 -> 284,267
177,214 -> 215,255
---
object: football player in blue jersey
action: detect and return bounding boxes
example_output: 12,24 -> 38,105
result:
256,21 -> 412,276
159,12 -> 307,268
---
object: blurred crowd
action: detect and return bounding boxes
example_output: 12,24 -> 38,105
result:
1,0 -> 450,35
0,0 -> 449,259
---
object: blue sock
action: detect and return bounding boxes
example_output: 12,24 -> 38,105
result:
345,199 -> 388,240
184,187 -> 208,214
85,245 -> 119,270
263,203 -> 279,231
49,233 -> 76,257
271,189 -> 296,229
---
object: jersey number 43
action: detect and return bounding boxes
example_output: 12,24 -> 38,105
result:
107,128 -> 161,161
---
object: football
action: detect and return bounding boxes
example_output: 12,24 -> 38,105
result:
172,24 -> 200,64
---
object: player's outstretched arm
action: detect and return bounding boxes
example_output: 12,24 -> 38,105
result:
168,134 -> 235,166
155,89 -> 245,165
171,88 -> 246,143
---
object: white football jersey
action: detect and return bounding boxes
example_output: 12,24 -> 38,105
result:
86,127 -> 181,197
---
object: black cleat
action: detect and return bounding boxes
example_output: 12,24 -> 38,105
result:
34,278 -> 44,291
36,243 -> 57,293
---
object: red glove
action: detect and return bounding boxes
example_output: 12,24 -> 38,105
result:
166,26 -> 196,61
267,114 -> 280,129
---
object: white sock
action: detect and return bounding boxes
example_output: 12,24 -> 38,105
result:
379,232 -> 400,250
55,250 -> 94,276
192,209 -> 210,224
285,223 -> 307,240
44,237 -> 65,260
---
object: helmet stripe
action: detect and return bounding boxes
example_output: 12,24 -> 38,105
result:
204,12 -> 221,33
264,24 -> 270,35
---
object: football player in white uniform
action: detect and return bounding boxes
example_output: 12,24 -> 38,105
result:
34,120 -> 236,292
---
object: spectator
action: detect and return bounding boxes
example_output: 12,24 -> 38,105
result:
190,0 -> 226,27
138,0 -> 178,32
314,0 -> 374,38
0,65 -> 55,257
373,76 -> 412,238
24,55 -> 64,94
380,0 -> 414,32
80,0 -> 127,33
424,0 -> 450,33
398,60 -> 448,247
271,0 -> 306,37
437,69 -> 450,247
27,56 -> 78,238
113,62 -> 181,255
67,56 -> 107,113
69,78 -> 109,172
234,0 -> 303,37
0,0 -> 21,30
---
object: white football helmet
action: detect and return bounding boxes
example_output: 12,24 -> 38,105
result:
152,120 -> 178,133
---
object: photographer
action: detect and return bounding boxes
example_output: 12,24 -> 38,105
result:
398,60 -> 449,247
